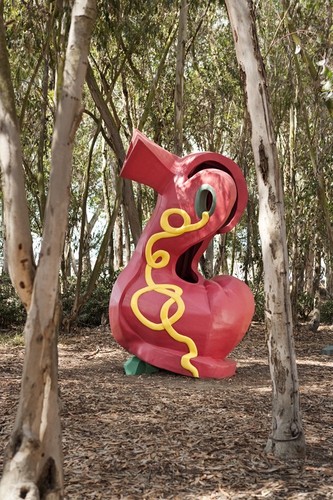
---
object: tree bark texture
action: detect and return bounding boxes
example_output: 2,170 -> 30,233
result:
225,0 -> 305,459
0,1 -> 96,498
0,3 -> 35,309
174,0 -> 188,156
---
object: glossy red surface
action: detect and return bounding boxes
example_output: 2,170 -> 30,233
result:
109,130 -> 255,378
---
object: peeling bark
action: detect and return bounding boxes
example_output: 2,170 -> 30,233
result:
225,0 -> 305,459
0,4 -> 35,309
0,1 -> 96,497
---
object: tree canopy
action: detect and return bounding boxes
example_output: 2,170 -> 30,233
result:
1,0 -> 333,325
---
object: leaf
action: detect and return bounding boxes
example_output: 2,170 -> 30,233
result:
1,325 -> 333,498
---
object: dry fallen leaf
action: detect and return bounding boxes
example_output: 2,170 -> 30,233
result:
1,324 -> 333,499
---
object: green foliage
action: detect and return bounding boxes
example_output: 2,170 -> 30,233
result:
318,60 -> 333,104
0,271 -> 119,330
297,292 -> 314,320
252,285 -> 265,322
1,0 -> 333,331
61,271 -> 120,327
0,274 -> 26,328
320,300 -> 333,324
0,330 -> 24,347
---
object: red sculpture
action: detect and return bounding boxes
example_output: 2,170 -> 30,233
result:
109,130 -> 254,378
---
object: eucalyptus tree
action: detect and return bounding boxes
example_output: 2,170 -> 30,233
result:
0,1 -> 96,497
279,0 -> 333,298
255,0 -> 333,319
80,0 -> 258,300
174,0 -> 187,156
225,0 -> 305,459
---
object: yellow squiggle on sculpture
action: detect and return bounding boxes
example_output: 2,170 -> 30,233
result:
130,208 -> 210,377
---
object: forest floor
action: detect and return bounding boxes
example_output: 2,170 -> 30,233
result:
1,323 -> 333,499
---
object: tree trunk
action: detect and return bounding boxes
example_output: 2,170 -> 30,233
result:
200,240 -> 214,279
0,3 -> 35,309
288,102 -> 300,324
1,196 -> 8,274
114,209 -> 124,270
0,1 -> 96,497
36,53 -> 49,223
86,64 -> 142,245
138,20 -> 177,131
174,0 -> 188,156
213,233 -> 228,276
71,123 -> 101,322
122,206 -> 131,265
304,237 -> 315,296
225,0 -> 305,459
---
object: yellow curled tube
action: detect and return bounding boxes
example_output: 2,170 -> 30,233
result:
130,208 -> 210,377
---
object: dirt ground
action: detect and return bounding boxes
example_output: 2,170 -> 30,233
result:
1,323 -> 333,499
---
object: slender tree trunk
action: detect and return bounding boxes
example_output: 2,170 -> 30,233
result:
221,234 -> 229,275
114,209 -> 124,270
123,207 -> 131,265
1,192 -> 7,273
174,0 -> 188,156
71,122 -> 101,324
225,0 -> 305,459
0,2 -> 96,497
288,103 -> 300,324
304,238 -> 314,296
200,240 -> 214,279
35,54 -> 49,223
244,196 -> 253,285
86,64 -> 142,245
205,239 -> 214,278
0,2 -> 35,309
65,174 -> 123,329
61,233 -> 73,284
122,179 -> 141,245
138,20 -> 177,131
54,4 -> 70,107
230,229 -> 236,276
313,246 -> 322,300
213,233 -> 228,276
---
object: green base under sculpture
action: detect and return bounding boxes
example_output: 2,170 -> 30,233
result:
124,355 -> 160,375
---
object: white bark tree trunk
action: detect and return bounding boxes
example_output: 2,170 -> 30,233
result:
0,3 -> 35,309
225,0 -> 305,459
0,1 -> 96,498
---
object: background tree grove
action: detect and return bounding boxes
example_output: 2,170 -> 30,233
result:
2,0 -> 332,329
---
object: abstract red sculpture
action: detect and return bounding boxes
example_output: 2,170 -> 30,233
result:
109,130 -> 254,378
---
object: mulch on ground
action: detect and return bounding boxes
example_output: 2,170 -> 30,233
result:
1,323 -> 333,499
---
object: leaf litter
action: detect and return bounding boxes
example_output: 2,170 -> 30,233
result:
1,323 -> 333,499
